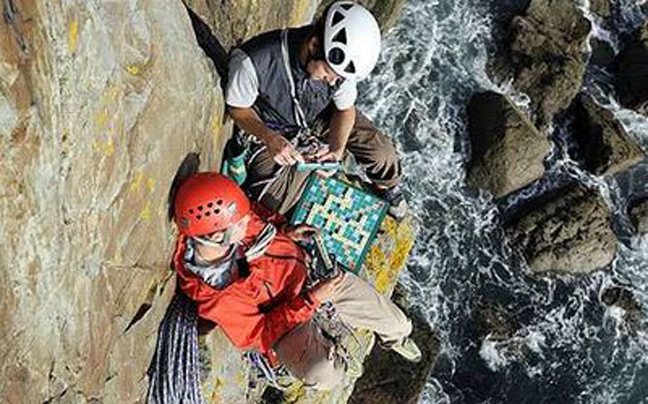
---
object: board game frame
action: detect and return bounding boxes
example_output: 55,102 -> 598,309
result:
289,175 -> 389,274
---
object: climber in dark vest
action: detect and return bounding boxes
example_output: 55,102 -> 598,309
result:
226,1 -> 406,217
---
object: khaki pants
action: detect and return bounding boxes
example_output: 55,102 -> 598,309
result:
245,112 -> 402,215
273,273 -> 412,390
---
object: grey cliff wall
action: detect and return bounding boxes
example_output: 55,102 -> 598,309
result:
1,0 -> 223,402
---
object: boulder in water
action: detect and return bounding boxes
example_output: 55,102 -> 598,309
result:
571,93 -> 645,176
601,286 -> 643,334
614,23 -> 648,115
629,197 -> 648,235
506,183 -> 617,274
466,91 -> 551,198
589,0 -> 612,20
474,301 -> 518,342
506,0 -> 591,126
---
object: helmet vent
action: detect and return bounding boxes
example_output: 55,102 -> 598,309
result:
205,212 -> 211,217
189,209 -> 194,214
340,3 -> 353,10
332,28 -> 347,45
217,199 -> 223,205
332,10 -> 345,26
207,202 -> 213,208
344,61 -> 356,74
196,215 -> 202,220
328,48 -> 345,65
215,209 -> 221,214
198,205 -> 204,211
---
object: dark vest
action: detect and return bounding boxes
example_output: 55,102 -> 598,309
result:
240,26 -> 339,138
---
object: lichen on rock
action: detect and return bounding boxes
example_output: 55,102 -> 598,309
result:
0,0 -> 223,402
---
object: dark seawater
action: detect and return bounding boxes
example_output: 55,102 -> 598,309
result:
357,0 -> 648,402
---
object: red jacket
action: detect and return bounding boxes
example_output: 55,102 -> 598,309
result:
173,210 -> 320,357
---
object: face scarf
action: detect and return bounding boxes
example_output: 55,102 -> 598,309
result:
183,238 -> 239,289
182,223 -> 278,289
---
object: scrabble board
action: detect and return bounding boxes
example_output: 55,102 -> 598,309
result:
290,175 -> 388,273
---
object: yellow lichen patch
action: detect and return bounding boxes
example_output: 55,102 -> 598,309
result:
140,200 -> 152,221
91,139 -> 115,157
208,378 -> 223,403
130,171 -> 144,193
146,178 -> 155,193
127,64 -> 141,76
363,216 -> 417,294
68,17 -> 79,52
284,383 -> 306,403
234,371 -> 247,386
104,139 -> 114,156
95,111 -> 108,128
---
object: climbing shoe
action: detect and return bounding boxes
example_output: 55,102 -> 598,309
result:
391,338 -> 422,363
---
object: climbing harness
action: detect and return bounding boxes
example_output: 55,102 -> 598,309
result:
245,30 -> 334,203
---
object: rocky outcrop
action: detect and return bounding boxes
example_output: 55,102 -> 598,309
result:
475,301 -> 518,342
182,0 -> 318,50
183,0 -> 407,54
589,0 -> 612,20
506,0 -> 591,126
349,284 -> 440,404
466,91 -> 551,198
317,0 -> 408,31
571,93 -> 645,176
629,197 -> 648,235
601,286 -> 643,334
615,23 -> 648,115
0,1 -> 224,402
506,184 -> 617,274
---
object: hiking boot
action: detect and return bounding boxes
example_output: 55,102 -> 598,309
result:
391,338 -> 422,363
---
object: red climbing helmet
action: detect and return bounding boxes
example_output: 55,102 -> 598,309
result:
174,172 -> 251,237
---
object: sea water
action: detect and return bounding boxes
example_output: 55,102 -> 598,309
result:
357,0 -> 648,402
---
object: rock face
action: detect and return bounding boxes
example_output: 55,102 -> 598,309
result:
629,197 -> 648,235
183,0 -> 319,49
572,93 -> 645,176
466,91 -> 551,198
317,0 -> 408,31
506,184 -> 617,274
507,0 -> 591,126
0,1 -> 224,402
615,23 -> 648,115
1,0 -> 416,402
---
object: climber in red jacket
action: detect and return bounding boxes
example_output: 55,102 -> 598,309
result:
172,172 -> 421,389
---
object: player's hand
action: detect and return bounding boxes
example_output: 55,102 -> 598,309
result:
311,145 -> 341,178
309,271 -> 347,302
284,224 -> 318,243
266,133 -> 304,166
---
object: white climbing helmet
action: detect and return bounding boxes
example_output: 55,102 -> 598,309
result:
323,1 -> 381,81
